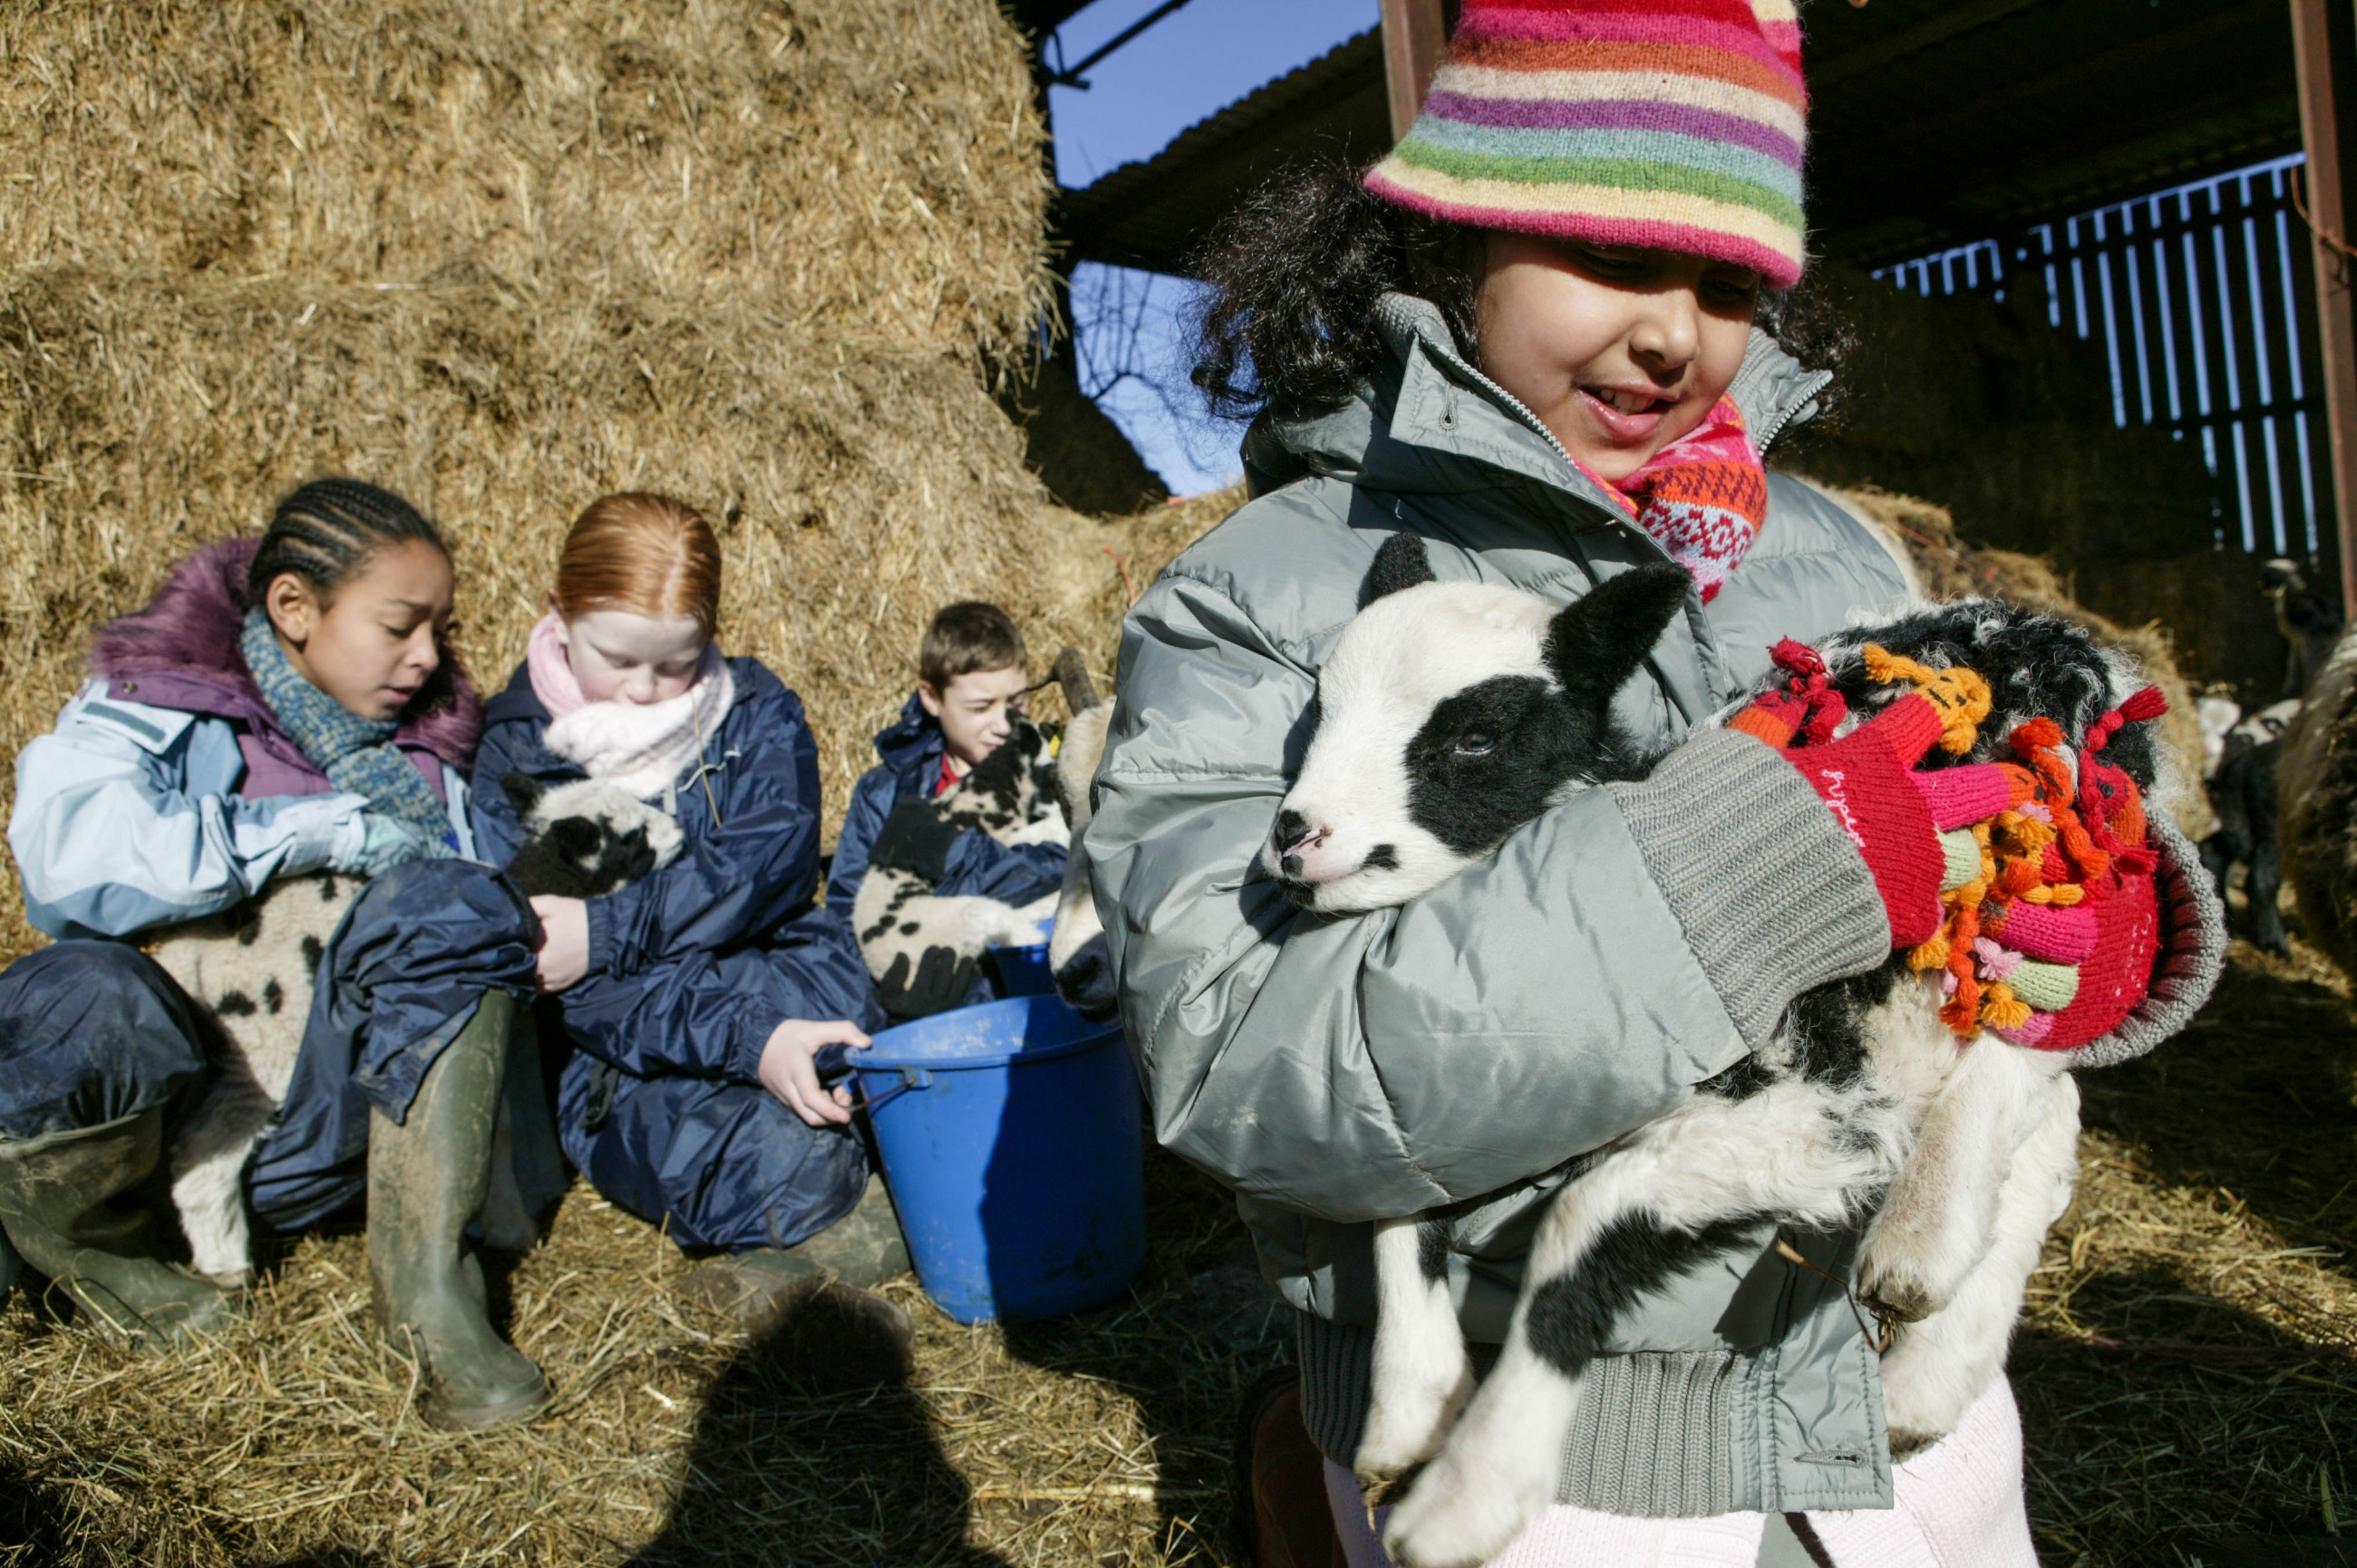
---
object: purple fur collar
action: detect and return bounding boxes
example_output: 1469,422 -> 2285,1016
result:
87,537 -> 483,767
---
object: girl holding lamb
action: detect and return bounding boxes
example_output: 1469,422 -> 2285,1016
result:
1087,3 -> 2220,1564
470,492 -> 910,1341
0,479 -> 555,1428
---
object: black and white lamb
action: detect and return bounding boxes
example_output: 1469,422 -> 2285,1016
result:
153,777 -> 683,1285
1279,534 -> 2156,1568
851,718 -> 1069,999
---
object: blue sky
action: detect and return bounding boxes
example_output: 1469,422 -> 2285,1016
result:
1046,0 -> 1378,495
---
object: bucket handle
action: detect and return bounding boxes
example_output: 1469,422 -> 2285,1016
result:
853,1067 -> 935,1117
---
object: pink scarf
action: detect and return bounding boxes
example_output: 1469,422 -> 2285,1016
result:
525,613 -> 735,801
1575,396 -> 1768,605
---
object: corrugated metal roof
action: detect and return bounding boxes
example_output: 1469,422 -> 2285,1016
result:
1054,0 -> 2303,275
1054,28 -> 1388,273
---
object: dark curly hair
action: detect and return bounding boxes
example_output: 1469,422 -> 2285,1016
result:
1188,158 -> 1850,430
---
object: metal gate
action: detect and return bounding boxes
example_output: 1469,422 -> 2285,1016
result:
1877,153 -> 2328,562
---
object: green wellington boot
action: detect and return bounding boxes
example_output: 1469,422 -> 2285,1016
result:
0,1108 -> 241,1348
367,990 -> 548,1431
786,1175 -> 911,1288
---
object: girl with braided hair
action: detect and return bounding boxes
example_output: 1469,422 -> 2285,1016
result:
0,478 -> 555,1430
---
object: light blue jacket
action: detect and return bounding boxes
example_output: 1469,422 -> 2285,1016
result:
10,682 -> 476,941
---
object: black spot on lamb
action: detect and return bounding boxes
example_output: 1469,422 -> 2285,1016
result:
1280,532 -> 2179,1568
151,779 -> 683,1284
851,718 -> 1068,1011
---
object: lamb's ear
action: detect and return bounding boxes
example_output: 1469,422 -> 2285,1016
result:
1363,530 -> 1438,605
500,770 -> 545,816
1542,564 -> 1692,707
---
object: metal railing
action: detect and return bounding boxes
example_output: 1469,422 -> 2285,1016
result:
1877,153 -> 2326,560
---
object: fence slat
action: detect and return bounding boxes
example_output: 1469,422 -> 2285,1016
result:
1875,153 -> 2328,564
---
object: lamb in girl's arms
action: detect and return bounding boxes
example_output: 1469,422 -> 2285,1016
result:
850,718 -> 1068,1021
1277,531 -> 2220,1568
152,777 -> 681,1285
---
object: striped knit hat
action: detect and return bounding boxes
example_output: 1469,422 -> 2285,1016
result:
1363,0 -> 1809,288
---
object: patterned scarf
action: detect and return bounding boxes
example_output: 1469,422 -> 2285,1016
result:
1583,397 -> 1769,605
239,608 -> 454,843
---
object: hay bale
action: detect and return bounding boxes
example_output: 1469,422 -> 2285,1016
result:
0,0 -> 1050,362
0,0 -> 1133,964
1776,264 -> 2219,577
1813,482 -> 2214,837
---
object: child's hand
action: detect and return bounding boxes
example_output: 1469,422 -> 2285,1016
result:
761,1018 -> 873,1128
529,895 -> 591,992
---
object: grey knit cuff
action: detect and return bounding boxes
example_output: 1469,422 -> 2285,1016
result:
2065,813 -> 2226,1070
1295,1312 -> 1374,1465
1609,729 -> 1891,1048
1294,1312 -> 1751,1517
1557,1350 -> 1742,1516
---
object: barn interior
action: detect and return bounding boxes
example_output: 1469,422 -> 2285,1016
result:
2,3 -> 2355,1565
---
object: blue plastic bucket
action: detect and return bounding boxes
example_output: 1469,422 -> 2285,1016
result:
987,916 -> 1057,998
854,994 -> 1143,1323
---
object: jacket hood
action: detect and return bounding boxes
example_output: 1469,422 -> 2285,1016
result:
88,537 -> 483,768
869,692 -> 944,780
1244,294 -> 1835,520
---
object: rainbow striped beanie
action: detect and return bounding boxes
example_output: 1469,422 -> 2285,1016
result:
1363,0 -> 1809,288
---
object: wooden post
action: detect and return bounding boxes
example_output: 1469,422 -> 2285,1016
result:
2292,0 -> 2357,615
1382,0 -> 1449,142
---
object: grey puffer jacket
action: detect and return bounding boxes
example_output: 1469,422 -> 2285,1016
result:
1091,294 -> 1916,1516
1091,293 -> 2223,1519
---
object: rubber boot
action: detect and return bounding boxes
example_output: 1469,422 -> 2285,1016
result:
367,991 -> 548,1431
785,1174 -> 911,1287
0,1109 -> 241,1348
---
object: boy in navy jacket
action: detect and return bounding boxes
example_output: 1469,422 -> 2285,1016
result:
825,603 -> 1067,1018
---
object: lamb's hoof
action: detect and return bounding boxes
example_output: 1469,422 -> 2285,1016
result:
1861,1280 -> 1935,1325
1381,1451 -> 1544,1568
1353,1384 -> 1465,1484
1353,1423 -> 1431,1487
1855,1238 -> 1965,1325
1889,1425 -> 1945,1462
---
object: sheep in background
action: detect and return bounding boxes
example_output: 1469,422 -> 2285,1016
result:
2263,557 -> 2343,700
2202,699 -> 2298,955
2282,624 -> 2357,977
2197,686 -> 2243,779
156,779 -> 682,1284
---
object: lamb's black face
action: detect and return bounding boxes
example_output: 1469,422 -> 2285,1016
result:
1267,549 -> 1690,913
583,828 -> 659,896
1405,674 -> 1592,856
942,720 -> 1048,831
514,777 -> 687,899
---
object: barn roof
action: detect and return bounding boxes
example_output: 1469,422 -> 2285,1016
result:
1055,0 -> 2304,276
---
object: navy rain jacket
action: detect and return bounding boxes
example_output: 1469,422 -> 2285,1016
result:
471,658 -> 881,1089
822,692 -> 1068,923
